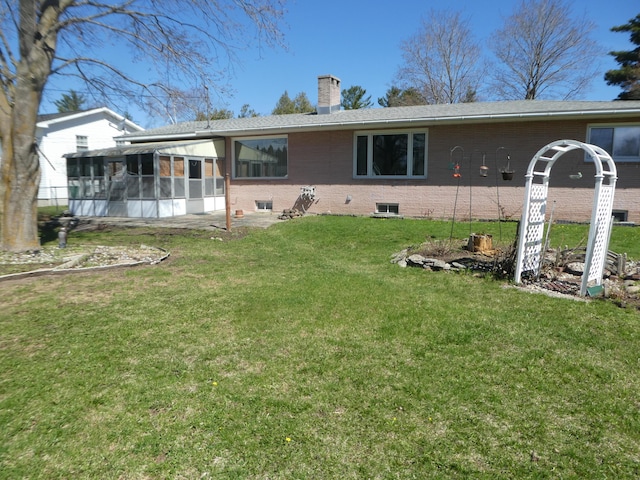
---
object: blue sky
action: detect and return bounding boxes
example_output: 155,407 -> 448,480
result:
40,0 -> 639,128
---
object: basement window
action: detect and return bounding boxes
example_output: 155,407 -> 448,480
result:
376,203 -> 399,215
612,210 -> 628,222
255,200 -> 273,212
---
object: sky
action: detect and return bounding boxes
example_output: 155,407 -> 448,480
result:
39,0 -> 639,128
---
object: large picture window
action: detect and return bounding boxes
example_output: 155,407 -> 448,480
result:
354,130 -> 427,178
234,136 -> 288,178
588,125 -> 640,162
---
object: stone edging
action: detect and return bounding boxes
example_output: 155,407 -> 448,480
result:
0,246 -> 170,282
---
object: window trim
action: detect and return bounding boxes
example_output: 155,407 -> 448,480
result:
353,129 -> 428,179
376,203 -> 400,215
587,123 -> 640,163
232,134 -> 289,180
255,200 -> 273,212
76,135 -> 88,152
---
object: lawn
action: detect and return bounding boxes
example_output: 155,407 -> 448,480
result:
0,216 -> 639,479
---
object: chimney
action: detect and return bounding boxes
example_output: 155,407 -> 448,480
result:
317,74 -> 341,114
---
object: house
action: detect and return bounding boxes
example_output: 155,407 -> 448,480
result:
34,107 -> 144,207
65,75 -> 640,223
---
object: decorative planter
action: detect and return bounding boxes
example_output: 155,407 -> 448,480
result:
501,171 -> 514,181
235,209 -> 244,218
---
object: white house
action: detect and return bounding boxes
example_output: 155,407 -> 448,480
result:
35,107 -> 144,206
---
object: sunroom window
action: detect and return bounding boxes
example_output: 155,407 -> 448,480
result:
588,125 -> 640,162
234,136 -> 288,178
354,130 -> 427,178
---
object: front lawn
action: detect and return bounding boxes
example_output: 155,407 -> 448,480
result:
0,216 -> 638,478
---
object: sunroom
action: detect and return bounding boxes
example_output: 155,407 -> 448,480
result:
64,140 -> 225,218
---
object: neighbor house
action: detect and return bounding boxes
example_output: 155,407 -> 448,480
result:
34,107 -> 144,207
65,75 -> 640,223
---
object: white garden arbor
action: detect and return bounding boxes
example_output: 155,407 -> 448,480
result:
514,139 -> 618,296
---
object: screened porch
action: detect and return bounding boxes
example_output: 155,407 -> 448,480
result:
64,140 -> 226,218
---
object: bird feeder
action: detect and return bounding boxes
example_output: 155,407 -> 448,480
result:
479,154 -> 489,177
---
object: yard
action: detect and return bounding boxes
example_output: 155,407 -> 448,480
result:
0,216 -> 639,478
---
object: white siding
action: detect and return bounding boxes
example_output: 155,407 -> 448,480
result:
36,110 -> 143,206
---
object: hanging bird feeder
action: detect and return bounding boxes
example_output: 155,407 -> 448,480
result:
479,154 -> 489,177
453,163 -> 461,178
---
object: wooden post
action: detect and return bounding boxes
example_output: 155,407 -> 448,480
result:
225,173 -> 231,231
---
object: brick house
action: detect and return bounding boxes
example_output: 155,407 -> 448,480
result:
66,75 -> 640,223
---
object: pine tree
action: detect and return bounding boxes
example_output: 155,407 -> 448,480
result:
604,14 -> 640,100
53,90 -> 87,112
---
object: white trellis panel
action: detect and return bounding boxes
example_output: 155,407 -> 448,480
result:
515,140 -> 617,296
582,184 -> 616,294
518,183 -> 549,277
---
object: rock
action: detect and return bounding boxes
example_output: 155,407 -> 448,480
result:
423,258 -> 449,270
627,285 -> 640,295
565,262 -> 585,276
407,254 -> 426,266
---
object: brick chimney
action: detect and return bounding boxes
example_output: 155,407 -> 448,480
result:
317,74 -> 341,114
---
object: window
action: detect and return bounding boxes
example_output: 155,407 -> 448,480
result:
256,200 -> 273,211
159,155 -> 172,198
355,131 -> 427,178
588,125 -> 640,162
376,203 -> 399,215
76,135 -> 88,152
125,153 -> 155,198
67,157 -> 106,199
234,136 -> 288,178
612,210 -> 628,222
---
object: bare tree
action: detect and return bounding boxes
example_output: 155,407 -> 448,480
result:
489,0 -> 600,100
0,0 -> 286,252
396,9 -> 484,104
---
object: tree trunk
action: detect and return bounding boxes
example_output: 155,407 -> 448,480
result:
0,0 -> 58,252
1,133 -> 41,252
1,67 -> 44,253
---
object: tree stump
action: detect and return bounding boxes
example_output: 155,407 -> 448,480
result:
468,234 -> 493,253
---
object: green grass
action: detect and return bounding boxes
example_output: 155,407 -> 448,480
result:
1,216 -> 639,478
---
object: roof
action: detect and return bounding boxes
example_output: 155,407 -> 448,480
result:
37,107 -> 144,132
64,140 -> 221,159
124,100 -> 640,142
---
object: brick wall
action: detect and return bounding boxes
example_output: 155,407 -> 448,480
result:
227,118 -> 640,222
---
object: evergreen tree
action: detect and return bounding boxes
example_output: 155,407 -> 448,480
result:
604,14 -> 640,100
238,104 -> 259,118
54,90 -> 87,112
272,91 -> 314,114
341,86 -> 373,110
377,86 -> 426,107
195,108 -> 233,120
272,91 -> 295,114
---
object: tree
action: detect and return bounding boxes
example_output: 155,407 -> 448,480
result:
238,104 -> 260,118
341,86 -> 373,110
396,9 -> 484,104
0,1 -> 285,252
604,14 -> 640,100
489,0 -> 600,100
195,108 -> 234,121
377,86 -> 426,107
272,91 -> 315,114
54,90 -> 87,112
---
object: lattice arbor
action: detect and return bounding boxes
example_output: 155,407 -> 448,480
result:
514,140 -> 618,296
